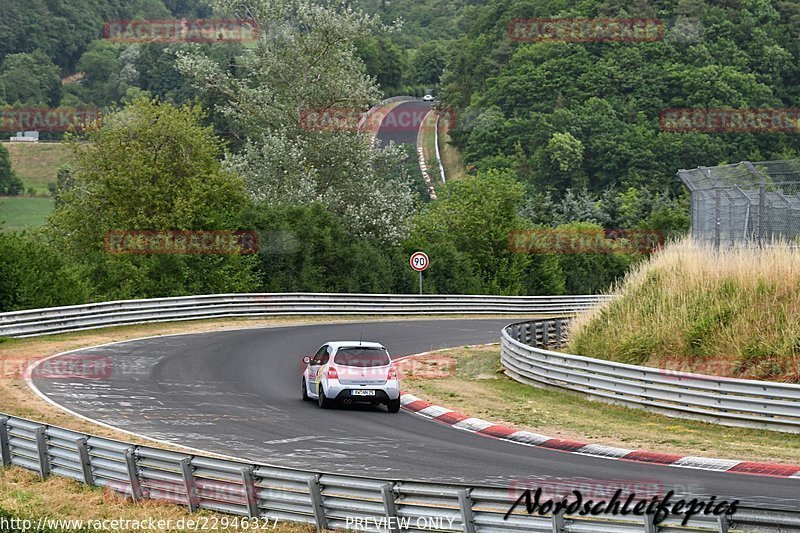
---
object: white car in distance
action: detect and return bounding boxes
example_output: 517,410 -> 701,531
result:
302,341 -> 401,413
422,94 -> 434,102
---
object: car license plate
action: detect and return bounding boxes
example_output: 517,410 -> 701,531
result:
352,390 -> 376,396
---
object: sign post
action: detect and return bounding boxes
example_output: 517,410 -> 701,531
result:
409,251 -> 429,295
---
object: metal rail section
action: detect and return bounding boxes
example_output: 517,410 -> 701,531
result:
502,319 -> 800,433
2,413 -> 793,533
0,293 -> 611,338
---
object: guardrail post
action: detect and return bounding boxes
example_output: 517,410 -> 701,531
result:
554,320 -> 563,348
542,321 -> 551,348
457,489 -> 476,533
34,427 -> 50,479
123,448 -> 143,502
180,458 -> 200,512
307,474 -> 327,532
717,515 -> 729,533
381,483 -> 400,533
524,322 -> 531,344
0,417 -> 10,466
552,507 -> 565,532
241,466 -> 260,518
643,512 -> 657,533
75,437 -> 93,486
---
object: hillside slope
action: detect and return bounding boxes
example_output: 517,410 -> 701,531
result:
567,240 -> 800,383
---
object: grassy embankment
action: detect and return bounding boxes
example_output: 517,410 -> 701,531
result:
567,239 -> 800,382
0,142 -> 72,230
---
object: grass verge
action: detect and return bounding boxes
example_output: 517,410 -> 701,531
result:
0,196 -> 54,231
437,117 -> 465,181
567,239 -> 800,382
0,467 -> 314,532
3,142 -> 73,195
401,345 -> 800,464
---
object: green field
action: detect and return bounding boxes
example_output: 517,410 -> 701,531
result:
2,142 -> 73,195
0,196 -> 53,231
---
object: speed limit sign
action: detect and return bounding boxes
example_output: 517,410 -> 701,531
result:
410,251 -> 429,295
410,251 -> 429,272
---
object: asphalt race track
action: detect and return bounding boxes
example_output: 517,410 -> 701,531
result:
376,100 -> 433,147
32,319 -> 800,511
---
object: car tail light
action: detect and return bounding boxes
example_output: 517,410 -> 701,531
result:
387,367 -> 398,380
327,367 -> 339,380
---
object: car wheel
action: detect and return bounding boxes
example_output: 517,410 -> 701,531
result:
301,378 -> 310,401
387,398 -> 401,413
318,387 -> 332,409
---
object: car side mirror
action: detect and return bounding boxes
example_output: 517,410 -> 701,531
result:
303,356 -> 311,365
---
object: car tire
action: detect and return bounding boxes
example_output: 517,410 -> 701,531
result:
387,398 -> 401,413
318,387 -> 332,409
301,378 -> 310,401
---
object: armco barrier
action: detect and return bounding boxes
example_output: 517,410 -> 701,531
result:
0,293 -> 611,338
2,413 -> 793,533
502,319 -> 800,433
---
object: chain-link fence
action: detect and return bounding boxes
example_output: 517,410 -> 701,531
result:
678,159 -> 800,246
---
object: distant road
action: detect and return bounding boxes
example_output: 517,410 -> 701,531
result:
376,99 -> 433,148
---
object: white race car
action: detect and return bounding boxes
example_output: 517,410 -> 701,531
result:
301,341 -> 401,412
422,94 -> 434,102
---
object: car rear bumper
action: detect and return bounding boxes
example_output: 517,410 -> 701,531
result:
327,382 -> 400,402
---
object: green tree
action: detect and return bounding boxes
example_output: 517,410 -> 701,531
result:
409,169 -> 537,294
0,51 -> 62,106
178,0 -> 414,242
0,144 -> 23,196
0,232 -> 92,312
48,97 -> 259,299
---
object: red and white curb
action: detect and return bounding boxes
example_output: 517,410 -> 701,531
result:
399,393 -> 800,479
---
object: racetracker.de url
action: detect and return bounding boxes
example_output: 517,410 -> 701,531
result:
0,516 -> 281,531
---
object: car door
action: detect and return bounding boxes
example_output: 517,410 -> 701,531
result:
308,345 -> 328,393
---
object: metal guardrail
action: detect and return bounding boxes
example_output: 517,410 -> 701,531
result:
502,319 -> 800,433
0,293 -> 611,338
2,413 -> 789,532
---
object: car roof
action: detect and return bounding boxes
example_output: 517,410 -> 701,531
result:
325,341 -> 386,350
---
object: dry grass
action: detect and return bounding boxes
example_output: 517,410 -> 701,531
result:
3,142 -> 73,195
437,118 -> 465,181
567,239 -> 800,382
402,346 -> 800,463
0,467 -> 315,532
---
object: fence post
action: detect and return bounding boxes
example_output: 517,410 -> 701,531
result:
457,489 -> 476,533
643,512 -> 657,533
714,187 -> 721,249
34,427 -> 50,480
241,467 -> 260,518
180,458 -> 199,512
552,507 -> 565,533
381,483 -> 400,533
75,437 -> 93,486
717,515 -> 730,533
542,321 -> 551,348
307,474 -> 327,532
554,320 -> 563,349
123,448 -> 143,502
0,417 -> 10,467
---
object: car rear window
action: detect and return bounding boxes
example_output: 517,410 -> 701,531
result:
334,347 -> 391,367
